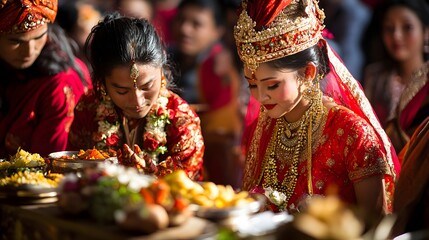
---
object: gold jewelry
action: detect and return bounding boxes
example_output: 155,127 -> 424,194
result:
302,78 -> 321,102
283,116 -> 303,138
130,61 -> 139,89
98,83 -> 107,96
161,75 -> 167,89
263,91 -> 326,204
234,0 -> 325,72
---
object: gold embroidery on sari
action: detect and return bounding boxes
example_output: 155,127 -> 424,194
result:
243,107 -> 271,190
327,46 -> 396,180
398,61 -> 429,113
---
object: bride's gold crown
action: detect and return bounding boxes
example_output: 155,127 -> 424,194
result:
234,0 -> 325,72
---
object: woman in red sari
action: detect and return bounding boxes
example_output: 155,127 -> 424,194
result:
68,13 -> 204,180
0,0 -> 91,158
234,0 -> 400,220
363,0 -> 429,153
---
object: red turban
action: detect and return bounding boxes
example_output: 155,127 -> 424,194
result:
0,0 -> 58,33
246,0 -> 292,29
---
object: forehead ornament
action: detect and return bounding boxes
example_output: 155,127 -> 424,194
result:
130,61 -> 139,89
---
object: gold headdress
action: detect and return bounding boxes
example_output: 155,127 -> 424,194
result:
0,0 -> 58,33
234,0 -> 325,72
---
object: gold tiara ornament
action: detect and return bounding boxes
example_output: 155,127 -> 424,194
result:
234,0 -> 325,72
130,61 -> 139,89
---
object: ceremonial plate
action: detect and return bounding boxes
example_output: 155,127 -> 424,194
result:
48,151 -> 117,173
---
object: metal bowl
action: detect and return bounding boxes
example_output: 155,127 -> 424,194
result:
48,151 -> 117,173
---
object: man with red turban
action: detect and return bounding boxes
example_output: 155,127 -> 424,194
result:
0,0 -> 92,157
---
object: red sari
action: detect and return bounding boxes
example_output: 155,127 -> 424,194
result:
68,89 -> 204,180
0,59 -> 91,158
241,40 -> 400,212
243,106 -> 395,212
364,61 -> 429,152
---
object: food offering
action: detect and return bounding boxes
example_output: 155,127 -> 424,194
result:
0,148 -> 46,176
48,148 -> 118,173
58,165 -> 194,234
163,170 -> 265,221
0,148 -> 63,204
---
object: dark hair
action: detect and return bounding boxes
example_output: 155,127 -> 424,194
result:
35,24 -> 87,83
380,0 -> 429,26
367,0 -> 429,62
177,0 -> 225,27
0,23 -> 87,83
85,12 -> 174,95
265,44 -> 330,80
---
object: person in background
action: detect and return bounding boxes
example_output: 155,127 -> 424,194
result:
220,0 -> 249,118
235,0 -> 400,225
0,0 -> 92,158
170,0 -> 244,188
391,116 -> 429,237
319,0 -> 371,81
115,0 -> 155,20
68,13 -> 204,180
56,1 -> 103,69
153,0 -> 182,46
363,0 -> 429,153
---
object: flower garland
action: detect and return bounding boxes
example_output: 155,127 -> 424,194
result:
94,91 -> 171,164
250,186 -> 288,212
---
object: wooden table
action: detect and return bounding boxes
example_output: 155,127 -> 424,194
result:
0,203 -> 218,240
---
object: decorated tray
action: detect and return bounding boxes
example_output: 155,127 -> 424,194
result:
48,150 -> 118,173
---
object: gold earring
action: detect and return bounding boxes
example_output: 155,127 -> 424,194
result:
98,83 -> 111,101
97,82 -> 107,96
161,75 -> 167,89
302,78 -> 321,102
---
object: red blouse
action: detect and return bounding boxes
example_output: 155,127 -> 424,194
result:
243,106 -> 396,212
68,90 -> 205,180
0,59 -> 91,158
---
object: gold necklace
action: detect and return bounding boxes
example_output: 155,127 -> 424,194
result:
262,95 -> 326,203
284,116 -> 303,138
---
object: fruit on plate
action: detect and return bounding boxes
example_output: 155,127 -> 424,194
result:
163,170 -> 255,208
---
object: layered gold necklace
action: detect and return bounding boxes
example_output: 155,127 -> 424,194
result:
262,95 -> 326,203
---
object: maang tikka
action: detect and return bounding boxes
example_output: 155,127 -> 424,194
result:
130,60 -> 139,89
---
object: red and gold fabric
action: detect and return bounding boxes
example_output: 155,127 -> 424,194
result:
239,0 -> 400,213
0,58 -> 91,158
68,90 -> 205,181
243,106 -> 396,212
365,61 -> 429,152
0,0 -> 58,33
